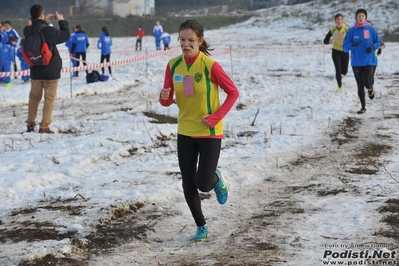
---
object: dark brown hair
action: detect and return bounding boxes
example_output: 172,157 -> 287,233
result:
102,26 -> 110,36
30,5 -> 43,20
178,19 -> 213,56
334,13 -> 343,20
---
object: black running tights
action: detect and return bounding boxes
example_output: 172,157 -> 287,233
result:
177,134 -> 221,226
332,49 -> 349,87
74,52 -> 88,76
100,54 -> 111,75
352,66 -> 374,109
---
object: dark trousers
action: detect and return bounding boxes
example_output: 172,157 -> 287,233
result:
155,38 -> 161,50
177,134 -> 221,226
74,52 -> 88,76
135,39 -> 142,50
100,54 -> 111,75
14,54 -> 17,78
353,66 -> 374,109
332,49 -> 349,87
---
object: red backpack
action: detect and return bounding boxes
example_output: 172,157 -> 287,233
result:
22,24 -> 53,66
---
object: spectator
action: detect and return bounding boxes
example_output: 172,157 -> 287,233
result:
71,24 -> 89,77
0,22 -> 9,45
16,38 -> 30,82
97,26 -> 112,76
153,21 -> 163,50
3,20 -> 20,78
1,36 -> 17,87
160,30 -> 171,50
24,4 -> 70,133
135,25 -> 145,51
3,21 -> 20,46
65,26 -> 77,77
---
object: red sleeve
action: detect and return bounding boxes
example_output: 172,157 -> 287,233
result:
206,62 -> 239,128
159,64 -> 175,107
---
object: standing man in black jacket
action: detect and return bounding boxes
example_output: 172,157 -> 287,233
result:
25,4 -> 70,133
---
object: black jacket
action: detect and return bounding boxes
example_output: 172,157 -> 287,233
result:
24,19 -> 70,80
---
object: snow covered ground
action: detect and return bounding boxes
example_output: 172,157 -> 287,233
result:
0,0 -> 398,265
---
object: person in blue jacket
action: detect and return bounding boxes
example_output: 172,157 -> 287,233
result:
0,22 -> 9,45
343,9 -> 380,114
16,38 -> 30,82
153,21 -> 163,50
4,21 -> 20,78
65,26 -> 77,77
71,24 -> 89,77
97,26 -> 112,75
3,21 -> 20,46
1,36 -> 17,87
160,30 -> 171,50
0,42 -> 3,83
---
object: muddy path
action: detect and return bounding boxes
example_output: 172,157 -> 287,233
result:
0,75 -> 398,265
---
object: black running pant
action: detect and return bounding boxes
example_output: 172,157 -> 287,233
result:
14,56 -> 17,72
74,52 -> 88,76
177,134 -> 221,226
332,49 -> 349,87
14,53 -> 17,78
135,39 -> 142,50
352,66 -> 374,109
100,54 -> 111,75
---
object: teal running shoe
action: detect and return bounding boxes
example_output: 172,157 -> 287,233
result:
191,225 -> 208,241
214,170 -> 228,204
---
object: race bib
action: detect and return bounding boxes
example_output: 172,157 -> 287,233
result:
364,30 -> 370,39
183,76 -> 195,96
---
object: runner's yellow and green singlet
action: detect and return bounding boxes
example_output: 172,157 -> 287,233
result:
169,52 -> 223,137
